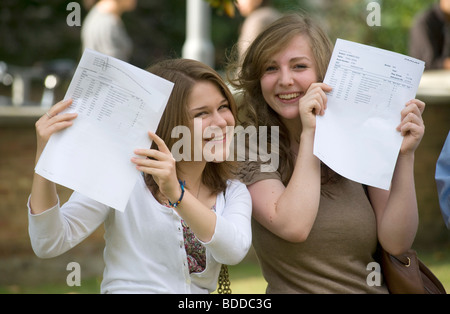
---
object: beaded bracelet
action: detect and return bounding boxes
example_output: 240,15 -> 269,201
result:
168,180 -> 185,208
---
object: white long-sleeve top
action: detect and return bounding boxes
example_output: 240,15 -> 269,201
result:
28,177 -> 252,294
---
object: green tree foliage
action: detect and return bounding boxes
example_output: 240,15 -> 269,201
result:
308,0 -> 437,54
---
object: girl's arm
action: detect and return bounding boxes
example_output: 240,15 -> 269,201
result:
250,83 -> 331,242
132,132 -> 217,242
29,100 -> 110,258
30,99 -> 78,214
202,181 -> 252,265
370,99 -> 425,255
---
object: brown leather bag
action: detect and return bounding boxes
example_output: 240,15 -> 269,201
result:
381,248 -> 446,294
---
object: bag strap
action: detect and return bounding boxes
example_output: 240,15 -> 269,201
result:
217,264 -> 231,294
217,189 -> 232,294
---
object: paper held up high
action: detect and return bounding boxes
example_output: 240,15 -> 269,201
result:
313,39 -> 425,190
35,49 -> 174,211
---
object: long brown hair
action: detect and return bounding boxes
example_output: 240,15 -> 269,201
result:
145,59 -> 238,197
228,13 -> 336,185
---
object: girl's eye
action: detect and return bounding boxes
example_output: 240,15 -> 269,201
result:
194,111 -> 207,118
219,104 -> 230,111
265,65 -> 277,72
294,64 -> 307,70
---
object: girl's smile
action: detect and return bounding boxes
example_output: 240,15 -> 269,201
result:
188,81 -> 235,162
260,34 -> 318,120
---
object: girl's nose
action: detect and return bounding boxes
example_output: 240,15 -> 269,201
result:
211,111 -> 228,128
279,68 -> 294,86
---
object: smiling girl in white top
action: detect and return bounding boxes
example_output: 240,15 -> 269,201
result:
28,59 -> 252,294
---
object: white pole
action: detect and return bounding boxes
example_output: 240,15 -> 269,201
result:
182,0 -> 215,68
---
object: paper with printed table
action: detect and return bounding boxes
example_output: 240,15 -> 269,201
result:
314,39 -> 425,190
35,49 -> 174,211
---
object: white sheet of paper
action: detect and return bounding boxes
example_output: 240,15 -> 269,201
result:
314,39 -> 424,190
35,49 -> 174,211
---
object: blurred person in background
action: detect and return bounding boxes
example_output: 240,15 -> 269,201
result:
236,0 -> 281,61
409,0 -> 450,70
436,131 -> 450,229
81,0 -> 137,61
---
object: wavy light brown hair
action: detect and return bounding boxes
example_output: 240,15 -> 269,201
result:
228,13 -> 336,185
145,59 -> 238,198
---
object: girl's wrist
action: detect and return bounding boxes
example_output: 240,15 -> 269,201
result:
168,180 -> 185,208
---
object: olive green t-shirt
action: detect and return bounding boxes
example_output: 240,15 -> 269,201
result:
240,162 -> 388,294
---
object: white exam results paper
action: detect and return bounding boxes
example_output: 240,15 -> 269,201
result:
35,49 -> 174,211
314,39 -> 424,190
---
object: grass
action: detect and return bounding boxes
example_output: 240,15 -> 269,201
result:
225,261 -> 267,294
414,247 -> 450,292
0,262 -> 266,294
0,277 -> 101,294
1,249 -> 449,294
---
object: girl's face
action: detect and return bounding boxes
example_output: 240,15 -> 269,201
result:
260,34 -> 318,120
188,81 -> 235,163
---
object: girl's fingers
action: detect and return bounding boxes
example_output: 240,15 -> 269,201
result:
400,122 -> 419,136
312,99 -> 324,116
401,102 -> 421,120
319,83 -> 333,93
46,113 -> 79,130
407,99 -> 425,114
148,131 -> 171,154
132,139 -> 179,199
308,83 -> 331,106
309,82 -> 332,93
38,99 -> 77,126
301,85 -> 329,115
397,108 -> 423,132
397,99 -> 424,130
399,113 -> 424,129
133,148 -> 173,162
36,100 -> 78,142
46,99 -> 74,118
131,156 -> 167,169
